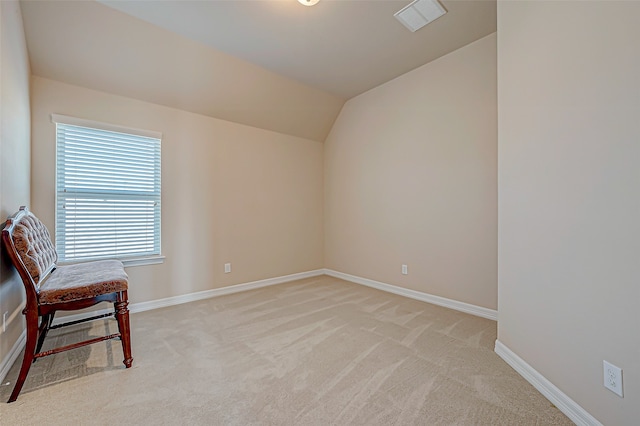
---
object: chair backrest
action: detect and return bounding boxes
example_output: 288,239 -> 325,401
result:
2,206 -> 57,290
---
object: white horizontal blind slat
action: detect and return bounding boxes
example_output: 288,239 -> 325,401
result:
56,122 -> 161,262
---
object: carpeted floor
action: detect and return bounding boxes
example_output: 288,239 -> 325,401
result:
0,276 -> 571,425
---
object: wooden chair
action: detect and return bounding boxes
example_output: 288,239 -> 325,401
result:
1,206 -> 133,403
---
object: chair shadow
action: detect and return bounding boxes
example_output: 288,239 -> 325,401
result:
0,318 -> 125,401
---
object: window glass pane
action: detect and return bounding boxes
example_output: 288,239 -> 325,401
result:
55,121 -> 161,261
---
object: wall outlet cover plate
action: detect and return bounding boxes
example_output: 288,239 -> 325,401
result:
603,360 -> 623,397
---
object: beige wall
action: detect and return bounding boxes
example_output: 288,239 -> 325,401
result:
498,1 -> 639,424
324,33 -> 497,310
0,1 -> 31,369
31,77 -> 324,305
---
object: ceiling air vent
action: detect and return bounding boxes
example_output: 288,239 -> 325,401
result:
394,0 -> 447,32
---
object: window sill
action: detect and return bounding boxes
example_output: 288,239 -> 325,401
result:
122,256 -> 165,267
58,255 -> 165,268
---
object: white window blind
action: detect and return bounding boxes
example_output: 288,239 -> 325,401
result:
54,115 -> 161,262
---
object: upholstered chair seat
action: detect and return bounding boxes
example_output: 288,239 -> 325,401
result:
38,260 -> 129,305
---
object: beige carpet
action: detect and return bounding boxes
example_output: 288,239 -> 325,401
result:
0,276 -> 571,425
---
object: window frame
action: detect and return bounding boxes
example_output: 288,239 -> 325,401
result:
52,114 -> 164,267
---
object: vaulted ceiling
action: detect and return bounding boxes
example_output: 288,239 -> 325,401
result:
20,0 -> 496,141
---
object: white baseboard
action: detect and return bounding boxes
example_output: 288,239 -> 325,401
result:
129,269 -> 325,314
494,340 -> 602,426
0,329 -> 26,384
323,269 -> 498,321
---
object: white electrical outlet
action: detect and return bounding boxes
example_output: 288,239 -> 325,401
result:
402,264 -> 408,275
224,263 -> 231,274
603,360 -> 623,397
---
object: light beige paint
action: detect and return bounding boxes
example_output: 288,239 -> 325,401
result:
0,0 -> 31,370
31,76 -> 324,305
324,33 -> 497,310
20,1 -> 344,143
498,1 -> 640,423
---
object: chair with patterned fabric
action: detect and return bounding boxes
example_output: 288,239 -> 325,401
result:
1,206 -> 133,402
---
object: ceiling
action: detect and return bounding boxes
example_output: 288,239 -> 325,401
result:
20,0 -> 496,141
99,0 -> 497,99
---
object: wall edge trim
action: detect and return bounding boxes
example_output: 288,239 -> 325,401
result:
494,340 -> 602,426
323,269 -> 497,320
127,269 -> 326,314
0,329 -> 27,384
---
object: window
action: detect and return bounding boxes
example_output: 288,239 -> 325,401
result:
54,115 -> 162,263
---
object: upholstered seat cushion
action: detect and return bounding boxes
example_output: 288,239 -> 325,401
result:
38,260 -> 128,305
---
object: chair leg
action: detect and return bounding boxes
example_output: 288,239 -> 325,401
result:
35,312 -> 55,356
8,311 -> 39,403
114,291 -> 133,368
